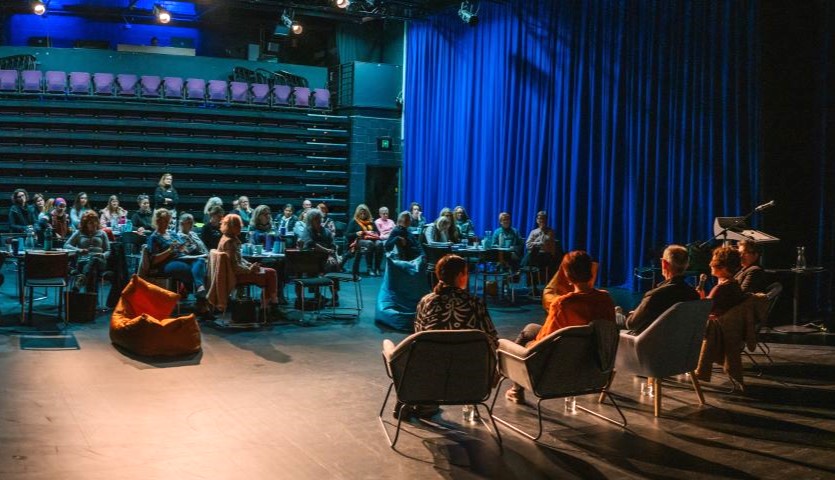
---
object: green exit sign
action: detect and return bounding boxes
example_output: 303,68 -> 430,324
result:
377,136 -> 393,151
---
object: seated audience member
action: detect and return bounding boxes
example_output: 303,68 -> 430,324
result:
154,173 -> 179,212
275,203 -> 297,235
375,206 -> 396,240
317,203 -> 336,234
131,194 -> 153,234
385,211 -> 423,261
34,195 -> 51,243
178,213 -> 208,256
424,212 -> 461,244
147,209 -> 207,302
415,254 -> 498,347
32,194 -> 47,219
505,251 -> 615,403
409,202 -> 426,231
50,197 -> 71,240
621,244 -> 700,334
454,206 -> 477,243
699,246 -> 746,317
491,212 -> 524,270
300,208 -> 341,304
202,197 -> 223,224
231,198 -> 239,212
735,240 -> 769,293
522,211 -> 561,287
293,210 -> 308,240
70,192 -> 92,230
298,198 -> 313,218
346,203 -> 384,277
231,195 -> 253,225
200,206 -> 225,251
64,210 -> 110,293
217,214 -> 286,313
248,205 -> 273,245
9,188 -> 36,233
100,195 -> 128,228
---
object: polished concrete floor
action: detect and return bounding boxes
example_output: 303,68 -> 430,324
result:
1,267 -> 834,480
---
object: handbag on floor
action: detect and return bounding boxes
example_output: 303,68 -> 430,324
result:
230,296 -> 258,324
67,292 -> 97,323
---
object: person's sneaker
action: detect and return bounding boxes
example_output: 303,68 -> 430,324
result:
505,387 -> 525,404
392,402 -> 414,420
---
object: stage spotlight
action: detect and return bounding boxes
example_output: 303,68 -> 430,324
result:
281,10 -> 303,35
335,0 -> 351,9
153,4 -> 171,24
458,1 -> 478,25
32,1 -> 47,16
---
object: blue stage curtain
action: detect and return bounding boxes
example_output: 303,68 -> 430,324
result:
403,0 -> 760,286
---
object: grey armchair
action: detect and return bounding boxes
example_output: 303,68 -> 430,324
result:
379,329 -> 502,449
491,320 -> 626,442
610,299 -> 712,417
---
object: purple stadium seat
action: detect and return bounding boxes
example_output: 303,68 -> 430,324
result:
21,70 -> 43,93
251,83 -> 270,104
312,88 -> 330,108
163,77 -> 184,99
207,80 -> 228,102
140,75 -> 162,97
229,81 -> 248,103
116,74 -> 138,96
45,71 -> 67,94
69,72 -> 91,94
0,70 -> 17,91
293,87 -> 311,107
185,78 -> 205,101
272,85 -> 291,106
93,73 -> 114,95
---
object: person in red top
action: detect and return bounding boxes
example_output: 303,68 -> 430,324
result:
505,250 -> 615,403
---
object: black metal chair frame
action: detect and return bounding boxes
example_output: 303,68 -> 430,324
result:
284,249 -> 336,324
22,251 -> 69,326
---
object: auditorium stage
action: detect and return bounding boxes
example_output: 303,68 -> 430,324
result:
0,275 -> 833,479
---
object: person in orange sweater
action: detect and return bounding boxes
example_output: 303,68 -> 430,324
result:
505,250 -> 615,403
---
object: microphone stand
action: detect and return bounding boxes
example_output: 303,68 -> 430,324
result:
698,206 -> 760,249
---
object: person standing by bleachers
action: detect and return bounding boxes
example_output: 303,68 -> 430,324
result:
154,173 -> 179,213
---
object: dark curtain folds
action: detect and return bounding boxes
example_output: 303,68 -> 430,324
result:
403,0 -> 760,286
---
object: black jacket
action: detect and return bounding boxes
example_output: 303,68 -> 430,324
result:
625,275 -> 700,334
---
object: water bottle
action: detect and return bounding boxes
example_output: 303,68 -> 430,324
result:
564,396 -> 576,413
44,225 -> 53,251
125,219 -> 133,233
25,230 -> 35,251
796,246 -> 807,269
484,230 -> 492,248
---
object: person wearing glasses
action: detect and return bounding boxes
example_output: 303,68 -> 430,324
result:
735,240 -> 769,294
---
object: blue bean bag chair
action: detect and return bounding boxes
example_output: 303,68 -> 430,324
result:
375,255 -> 430,331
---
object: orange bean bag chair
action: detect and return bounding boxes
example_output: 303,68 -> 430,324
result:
110,275 -> 201,357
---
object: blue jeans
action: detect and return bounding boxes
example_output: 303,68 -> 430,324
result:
163,258 -> 206,290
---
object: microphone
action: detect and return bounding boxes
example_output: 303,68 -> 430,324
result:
755,200 -> 776,212
698,273 -> 708,291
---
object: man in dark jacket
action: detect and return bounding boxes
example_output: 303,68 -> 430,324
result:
622,244 -> 700,334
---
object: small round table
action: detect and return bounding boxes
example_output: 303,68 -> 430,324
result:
767,266 -> 826,333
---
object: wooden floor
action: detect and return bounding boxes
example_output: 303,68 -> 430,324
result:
1,268 -> 834,480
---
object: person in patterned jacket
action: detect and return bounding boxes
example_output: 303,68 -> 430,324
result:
414,254 -> 498,350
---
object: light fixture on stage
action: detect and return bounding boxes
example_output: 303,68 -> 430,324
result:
32,0 -> 47,15
153,4 -> 171,24
458,1 -> 478,25
281,10 -> 303,35
335,0 -> 351,9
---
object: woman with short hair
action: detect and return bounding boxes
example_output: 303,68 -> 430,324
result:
200,206 -> 225,251
203,197 -> 223,224
248,205 -> 273,245
375,206 -> 395,240
131,194 -> 153,233
699,246 -> 746,317
179,213 -> 208,256
384,211 -> 422,261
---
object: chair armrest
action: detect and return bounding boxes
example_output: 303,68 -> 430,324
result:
497,338 -> 528,360
382,339 -> 397,362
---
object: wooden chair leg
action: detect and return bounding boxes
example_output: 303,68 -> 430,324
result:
690,370 -> 706,405
652,377 -> 662,417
